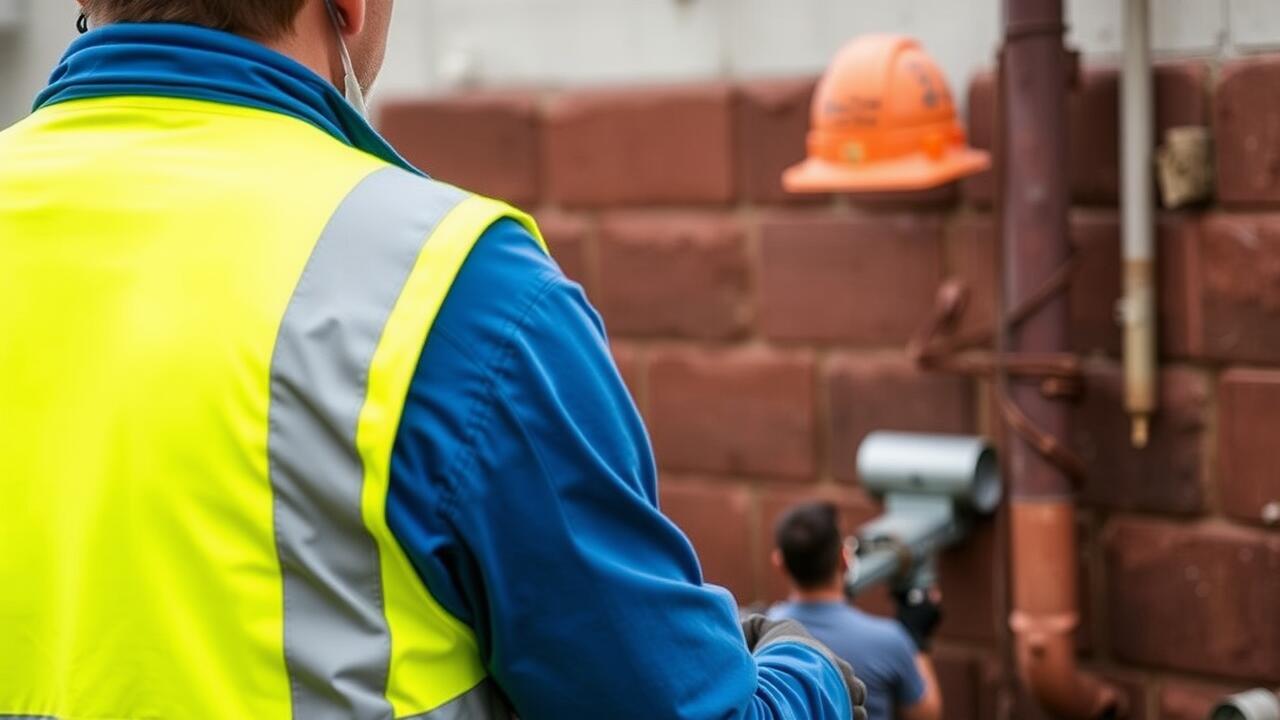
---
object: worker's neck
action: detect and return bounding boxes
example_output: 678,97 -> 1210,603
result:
265,8 -> 345,91
791,579 -> 845,604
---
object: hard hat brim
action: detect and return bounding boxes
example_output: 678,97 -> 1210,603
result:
783,148 -> 992,194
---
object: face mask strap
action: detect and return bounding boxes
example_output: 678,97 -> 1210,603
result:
322,0 -> 368,117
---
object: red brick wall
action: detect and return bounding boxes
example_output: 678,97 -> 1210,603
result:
379,56 -> 1280,719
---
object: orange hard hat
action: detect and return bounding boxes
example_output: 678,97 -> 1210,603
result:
783,34 -> 991,193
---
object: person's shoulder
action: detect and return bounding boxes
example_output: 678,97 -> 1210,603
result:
429,207 -> 580,367
840,607 -> 910,640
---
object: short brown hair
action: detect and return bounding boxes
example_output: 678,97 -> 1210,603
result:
775,501 -> 843,590
82,0 -> 308,39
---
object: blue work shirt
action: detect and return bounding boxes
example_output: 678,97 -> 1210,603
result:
35,24 -> 854,720
770,602 -> 925,720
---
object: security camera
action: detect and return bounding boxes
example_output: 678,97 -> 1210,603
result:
1209,690 -> 1280,720
845,432 -> 1002,597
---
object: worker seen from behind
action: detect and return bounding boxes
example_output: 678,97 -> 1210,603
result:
770,502 -> 944,720
0,1 -> 867,718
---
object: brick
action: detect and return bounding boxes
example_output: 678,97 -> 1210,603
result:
1160,680 -> 1244,720
649,347 -> 816,479
760,214 -> 945,345
1065,211 -> 1210,359
1201,214 -> 1280,363
378,92 -> 541,206
1161,214 -> 1207,359
1068,211 -> 1123,355
945,214 -> 999,342
735,77 -> 827,205
825,353 -> 976,483
544,83 -> 736,207
932,650 -> 980,720
963,71 -> 997,208
1218,369 -> 1280,526
611,343 -> 645,414
936,520 -> 1000,645
597,213 -> 751,340
1105,518 -> 1280,681
964,62 -> 1209,206
974,655 -> 1008,720
758,484 -> 879,603
1216,55 -> 1280,206
536,211 -> 592,293
659,478 -> 755,603
1072,361 -> 1208,515
1069,63 -> 1210,205
844,185 -> 960,212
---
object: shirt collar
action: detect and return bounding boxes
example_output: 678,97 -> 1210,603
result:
35,22 -> 422,176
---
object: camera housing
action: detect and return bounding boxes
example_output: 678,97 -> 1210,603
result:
846,432 -> 1003,596
1210,690 -> 1280,720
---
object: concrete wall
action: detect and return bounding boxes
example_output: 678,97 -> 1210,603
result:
5,1 -> 1280,125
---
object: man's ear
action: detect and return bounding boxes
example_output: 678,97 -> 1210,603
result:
329,0 -> 367,35
841,544 -> 854,572
770,549 -> 785,573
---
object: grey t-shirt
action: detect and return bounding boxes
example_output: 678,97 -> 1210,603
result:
769,601 -> 925,720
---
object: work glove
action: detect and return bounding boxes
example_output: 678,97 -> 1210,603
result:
741,615 -> 868,720
893,587 -> 943,652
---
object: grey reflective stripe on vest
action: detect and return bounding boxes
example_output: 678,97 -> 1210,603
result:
269,167 -> 469,720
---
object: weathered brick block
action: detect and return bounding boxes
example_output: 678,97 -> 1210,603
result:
760,214 -> 945,345
535,210 -> 593,293
544,84 -> 736,207
1161,214 -> 1208,359
378,92 -> 541,206
825,353 -> 976,483
1068,211 -> 1123,356
1216,55 -> 1280,206
1067,212 -> 1212,360
597,213 -> 751,340
1072,361 -> 1208,515
965,62 -> 1209,206
1105,518 -> 1280,681
931,650 -> 980,720
735,77 -> 826,205
1160,680 -> 1245,720
757,484 -> 879,603
659,477 -> 755,602
1069,63 -> 1210,205
936,520 -> 1001,645
944,214 -> 999,338
649,347 -> 816,479
1201,214 -> 1280,363
1218,369 -> 1280,526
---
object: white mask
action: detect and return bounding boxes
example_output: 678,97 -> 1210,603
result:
323,0 -> 369,118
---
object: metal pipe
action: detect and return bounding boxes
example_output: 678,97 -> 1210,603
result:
1002,0 -> 1123,716
1122,0 -> 1157,448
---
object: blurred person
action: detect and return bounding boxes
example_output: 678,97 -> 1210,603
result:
770,502 -> 944,720
0,2 -> 866,719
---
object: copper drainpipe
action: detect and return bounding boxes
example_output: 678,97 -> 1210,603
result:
1000,0 -> 1124,717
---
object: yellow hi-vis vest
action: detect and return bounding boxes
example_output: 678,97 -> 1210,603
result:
0,96 -> 543,720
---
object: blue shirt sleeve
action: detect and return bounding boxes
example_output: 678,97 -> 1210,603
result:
388,218 -> 852,720
890,625 -> 926,707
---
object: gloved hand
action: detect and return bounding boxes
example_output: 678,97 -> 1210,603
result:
741,615 -> 868,720
893,587 -> 943,652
